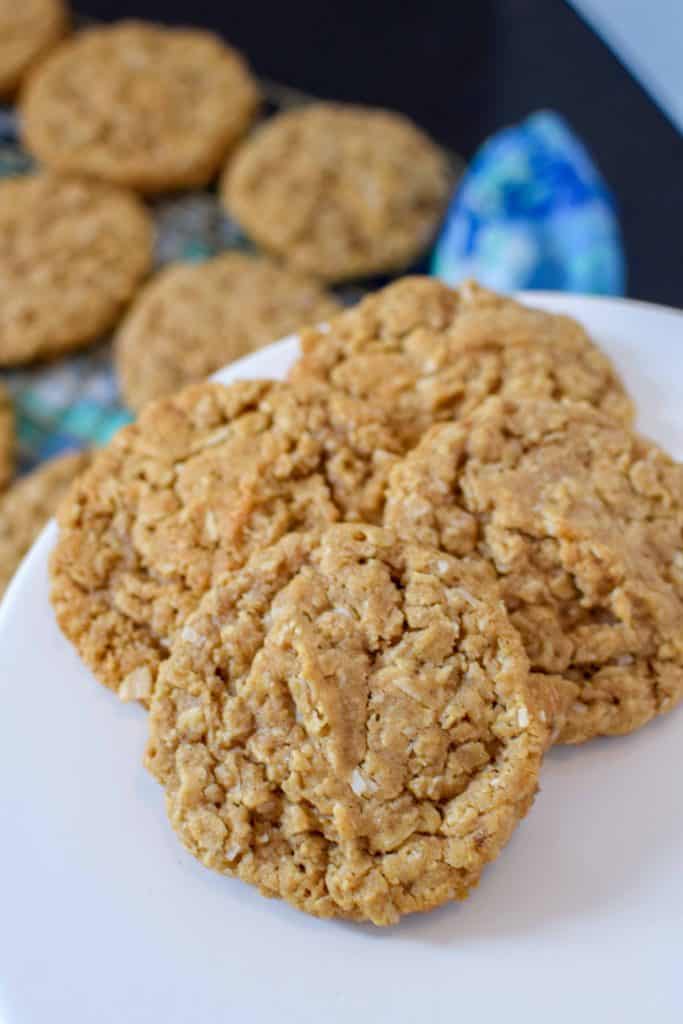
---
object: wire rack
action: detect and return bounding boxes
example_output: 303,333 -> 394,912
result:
0,81 -> 464,476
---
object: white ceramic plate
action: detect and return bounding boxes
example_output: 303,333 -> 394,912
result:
1,294 -> 682,1024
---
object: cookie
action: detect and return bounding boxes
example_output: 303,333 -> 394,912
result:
0,173 -> 152,365
0,450 -> 90,598
222,103 -> 451,282
21,21 -> 260,194
146,523 -> 547,925
50,380 -> 402,701
291,278 -> 635,446
0,384 -> 14,492
115,254 -> 341,411
384,397 -> 683,743
0,0 -> 67,98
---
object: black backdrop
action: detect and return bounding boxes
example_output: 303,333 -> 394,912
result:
78,0 -> 683,306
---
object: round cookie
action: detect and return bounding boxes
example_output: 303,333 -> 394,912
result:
0,384 -> 14,491
0,173 -> 152,365
290,277 -> 634,446
50,380 -> 402,701
115,254 -> 341,411
0,450 -> 90,598
146,523 -> 547,925
0,0 -> 67,98
384,397 -> 683,743
21,21 -> 260,194
222,103 -> 451,282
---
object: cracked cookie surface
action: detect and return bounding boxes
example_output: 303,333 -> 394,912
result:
116,254 -> 341,411
0,450 -> 90,598
0,0 -> 67,97
222,103 -> 450,282
290,277 -> 634,445
146,524 -> 546,925
0,173 -> 152,364
385,397 -> 683,743
50,380 -> 402,700
21,21 -> 259,193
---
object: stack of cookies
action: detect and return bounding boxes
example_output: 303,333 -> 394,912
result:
0,9 -> 451,593
3,4 -> 682,929
48,277 -> 683,926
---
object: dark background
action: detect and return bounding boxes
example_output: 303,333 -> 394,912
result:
79,0 -> 682,306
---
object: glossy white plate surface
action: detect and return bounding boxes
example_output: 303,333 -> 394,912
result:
1,294 -> 682,1023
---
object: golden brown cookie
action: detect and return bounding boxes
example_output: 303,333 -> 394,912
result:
291,278 -> 634,446
0,173 -> 152,365
384,397 -> 683,743
146,523 -> 547,925
0,450 -> 90,598
0,0 -> 67,98
0,384 -> 14,492
222,103 -> 451,282
50,380 -> 402,701
21,21 -> 259,194
115,254 -> 341,411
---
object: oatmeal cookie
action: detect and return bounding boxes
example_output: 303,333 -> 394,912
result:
222,103 -> 451,282
290,277 -> 634,445
0,173 -> 152,365
385,397 -> 683,743
0,0 -> 67,98
50,380 -> 402,700
0,450 -> 90,598
21,21 -> 259,194
146,523 -> 546,925
0,384 -> 14,492
115,254 -> 341,411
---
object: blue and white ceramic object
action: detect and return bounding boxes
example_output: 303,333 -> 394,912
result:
432,110 -> 625,296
